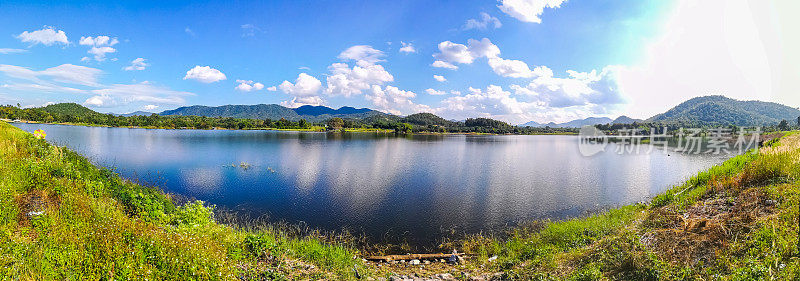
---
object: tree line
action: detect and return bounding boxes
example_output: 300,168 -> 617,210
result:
0,104 -> 578,135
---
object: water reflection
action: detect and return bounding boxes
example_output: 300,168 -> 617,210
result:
13,123 -> 733,248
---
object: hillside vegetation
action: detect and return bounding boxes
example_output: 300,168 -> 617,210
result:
647,95 -> 800,126
160,104 -> 383,122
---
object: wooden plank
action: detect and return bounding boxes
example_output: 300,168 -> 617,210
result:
364,253 -> 459,261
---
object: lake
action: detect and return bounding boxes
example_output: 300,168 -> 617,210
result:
13,123 -> 735,249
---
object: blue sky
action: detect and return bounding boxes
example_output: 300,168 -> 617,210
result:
1,0 -> 796,123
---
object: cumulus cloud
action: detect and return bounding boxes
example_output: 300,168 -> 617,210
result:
464,12 -> 502,30
84,95 -> 115,107
431,60 -> 458,70
337,45 -> 386,65
279,73 -> 324,107
425,88 -> 448,95
510,66 -> 625,108
143,104 -> 159,110
124,58 -> 148,71
266,86 -> 277,91
497,0 -> 567,24
433,75 -> 446,82
235,79 -> 265,92
487,57 -> 535,78
0,48 -> 27,54
325,46 -> 394,97
432,38 -> 500,68
79,35 -> 119,61
183,66 -> 226,83
399,42 -> 416,53
16,27 -> 69,46
366,85 -> 430,115
438,85 -> 537,123
79,36 -> 119,47
432,38 -> 542,79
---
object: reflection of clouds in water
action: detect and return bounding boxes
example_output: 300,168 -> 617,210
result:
328,138 -> 408,213
180,167 -> 223,193
282,142 -> 324,193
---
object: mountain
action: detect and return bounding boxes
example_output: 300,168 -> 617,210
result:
612,115 -> 643,124
647,95 -> 800,126
159,104 -> 384,122
118,111 -> 155,117
520,117 -> 613,128
401,113 -> 456,127
41,103 -> 101,117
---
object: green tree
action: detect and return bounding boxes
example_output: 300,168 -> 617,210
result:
327,118 -> 344,129
395,122 -> 412,134
298,119 -> 308,129
779,119 -> 789,131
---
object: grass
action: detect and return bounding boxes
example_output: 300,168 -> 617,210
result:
0,121 -> 366,280
449,131 -> 800,280
2,119 -> 799,280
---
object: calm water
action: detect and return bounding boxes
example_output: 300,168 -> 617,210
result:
13,123 -> 734,248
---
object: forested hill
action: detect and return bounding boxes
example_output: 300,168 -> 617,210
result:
159,104 -> 383,122
647,95 -> 800,126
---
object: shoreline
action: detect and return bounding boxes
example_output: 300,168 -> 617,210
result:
5,119 -> 578,136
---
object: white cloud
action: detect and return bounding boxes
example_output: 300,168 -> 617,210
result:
511,66 -> 625,108
431,60 -> 458,70
338,45 -> 386,65
183,66 -> 226,83
266,86 -> 277,91
433,75 -> 447,82
366,85 -> 430,115
185,27 -> 196,37
278,72 -> 322,98
464,12 -> 502,30
87,81 -> 194,107
84,95 -> 115,107
16,27 -> 69,46
0,63 -> 102,87
235,79 -> 265,92
425,88 -> 448,95
432,38 -> 538,78
87,47 -> 116,61
281,96 -> 325,107
79,36 -> 119,47
438,85 -> 538,124
432,38 -> 501,67
144,104 -> 159,110
487,57 -> 535,78
399,42 -> 416,53
124,58 -> 148,71
79,35 -> 119,61
497,0 -> 567,24
0,48 -> 27,54
325,62 -> 393,97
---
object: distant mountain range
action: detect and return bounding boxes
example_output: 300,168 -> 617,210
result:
158,104 -> 384,122
519,95 -> 799,128
39,95 -> 800,128
521,117 -> 614,128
